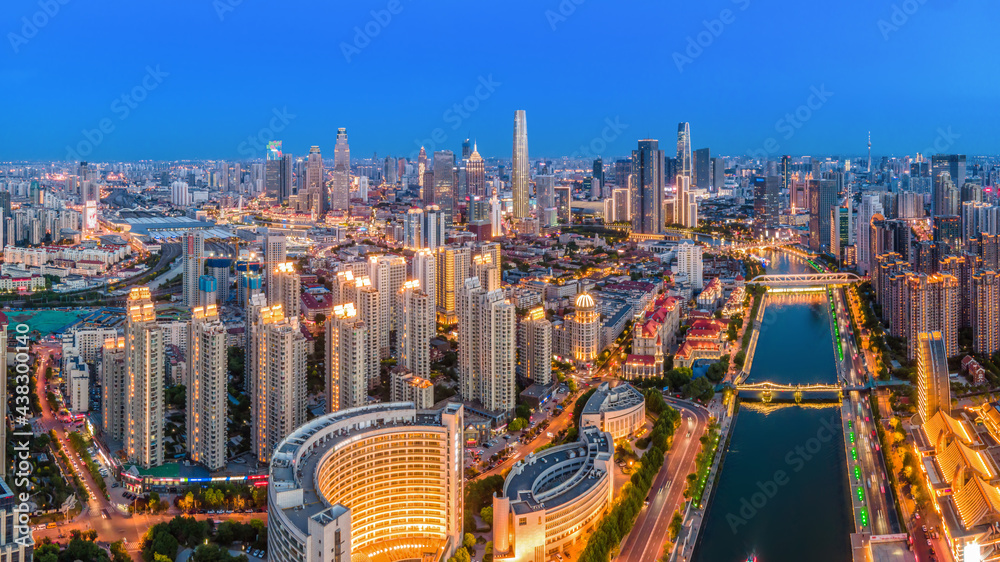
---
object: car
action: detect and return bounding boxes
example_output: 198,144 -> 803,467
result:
922,525 -> 927,533
927,539 -> 932,546
47,523 -> 56,529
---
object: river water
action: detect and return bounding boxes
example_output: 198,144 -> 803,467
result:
693,250 -> 852,562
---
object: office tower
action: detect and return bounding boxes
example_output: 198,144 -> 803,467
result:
436,245 -> 471,323
692,148 -> 711,189
916,331 -> 950,424
125,287 -> 164,468
397,280 -> 433,380
417,146 -> 428,189
206,258 -> 231,304
331,128 -> 351,211
412,249 -> 437,305
933,215 -> 962,255
264,233 -> 287,305
568,293 -> 600,366
182,231 -> 205,307
676,122 -> 692,183
536,175 -> 556,218
512,110 -> 530,219
752,176 -> 781,235
604,187 -> 631,224
266,403 -> 465,562
932,154 -> 967,215
404,208 -> 424,249
555,186 -> 572,224
631,139 -> 664,234
198,275 -> 218,307
676,175 -> 698,228
781,155 -> 792,195
101,337 -> 127,442
490,190 -> 503,237
265,141 -> 287,201
431,151 -> 456,224
711,157 -> 725,190
458,278 -> 516,415
350,275 -> 381,388
468,143 -> 486,198
677,241 -> 704,289
972,270 -> 1000,358
368,255 -> 406,356
808,180 -> 838,252
905,273 -> 959,361
305,146 -> 326,213
187,304 -> 227,471
326,303 -> 369,412
249,299 -> 307,462
856,194 -> 885,274
518,307 -> 552,385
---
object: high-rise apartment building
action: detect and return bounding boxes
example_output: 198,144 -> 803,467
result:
916,331 -> 950,424
518,307 -> 552,385
436,245 -> 471,324
350,275 -> 381,388
931,154 -> 966,216
512,110 -> 530,220
271,262 -> 301,319
187,304 -> 227,471
101,336 -> 127,443
125,287 -> 164,468
326,303 -> 369,412
249,299 -> 307,463
182,231 -> 205,307
906,273 -> 959,361
972,270 -> 1000,358
458,278 -> 516,415
604,187 -> 631,224
412,249 -> 437,306
368,254 -> 407,356
397,280 -> 434,381
631,139 -> 664,234
677,242 -> 704,289
264,233 -> 287,306
856,194 -> 885,275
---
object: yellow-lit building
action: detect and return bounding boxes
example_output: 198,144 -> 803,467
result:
268,402 -> 464,562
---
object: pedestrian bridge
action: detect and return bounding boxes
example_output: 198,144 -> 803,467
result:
736,380 -> 868,402
748,272 -> 862,287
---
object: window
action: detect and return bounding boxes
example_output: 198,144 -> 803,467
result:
519,517 -> 527,526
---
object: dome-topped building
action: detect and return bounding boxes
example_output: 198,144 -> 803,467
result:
569,291 -> 600,369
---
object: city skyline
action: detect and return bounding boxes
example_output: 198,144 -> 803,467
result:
4,1 -> 999,160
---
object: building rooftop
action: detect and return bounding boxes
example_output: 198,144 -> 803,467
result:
582,382 -> 644,416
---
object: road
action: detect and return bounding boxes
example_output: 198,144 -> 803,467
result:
616,398 -> 710,562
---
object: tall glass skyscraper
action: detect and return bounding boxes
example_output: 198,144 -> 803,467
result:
676,122 -> 691,180
331,128 -> 351,211
631,139 -> 664,234
433,150 -> 456,224
511,110 -> 530,219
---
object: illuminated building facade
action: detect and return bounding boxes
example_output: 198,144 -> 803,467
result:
436,245 -> 471,324
458,277 -> 516,416
125,287 -> 164,468
187,304 -> 228,471
492,426 -> 613,562
580,382 -> 646,440
517,307 -> 552,386
326,303 -> 369,413
397,280 -> 433,381
972,270 -> 1000,358
268,403 -> 464,562
567,292 -> 600,368
512,110 -> 530,220
917,331 -> 950,424
101,336 -> 127,442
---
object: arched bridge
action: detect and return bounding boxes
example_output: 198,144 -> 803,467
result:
737,381 -> 867,393
748,273 -> 862,287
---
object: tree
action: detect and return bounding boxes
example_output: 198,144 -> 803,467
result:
463,532 -> 477,551
683,376 -> 714,402
480,505 -> 494,526
508,417 -> 528,432
666,368 -> 693,391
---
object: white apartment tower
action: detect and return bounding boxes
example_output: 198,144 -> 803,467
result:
125,287 -> 164,468
397,280 -> 434,381
187,304 -> 228,471
326,303 -> 369,412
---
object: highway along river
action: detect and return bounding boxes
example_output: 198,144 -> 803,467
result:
693,250 -> 852,562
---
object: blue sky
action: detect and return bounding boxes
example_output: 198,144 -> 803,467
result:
2,0 -> 996,161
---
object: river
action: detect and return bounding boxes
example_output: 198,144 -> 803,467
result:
693,250 -> 852,562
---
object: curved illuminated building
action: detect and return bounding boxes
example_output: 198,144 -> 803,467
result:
268,402 -> 464,562
570,292 -> 600,366
492,426 -> 613,561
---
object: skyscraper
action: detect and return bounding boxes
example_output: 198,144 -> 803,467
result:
458,277 -> 516,415
305,146 -> 325,213
101,337 -> 127,443
331,128 -> 351,211
397,279 -> 433,381
265,141 -> 283,199
916,331 -> 950,424
676,122 -> 692,181
182,231 -> 205,307
511,110 -> 530,220
264,233 -> 287,306
905,273 -> 959,361
249,299 -> 306,463
677,242 -> 704,289
631,139 -> 664,234
568,293 -> 600,367
593,157 -> 604,187
326,303 -> 369,412
972,270 -> 1000,358
187,304 -> 227,471
350,275 -> 381,388
436,245 -> 471,324
931,154 -> 966,215
692,147 -> 711,189
752,176 -> 781,235
368,255 -> 407,357
467,143 -> 486,198
125,287 -> 164,468
808,179 -> 838,252
272,262 -> 301,319
433,150 -> 456,224
856,194 -> 885,275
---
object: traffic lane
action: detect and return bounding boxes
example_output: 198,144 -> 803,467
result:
616,403 -> 710,562
32,511 -> 268,547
